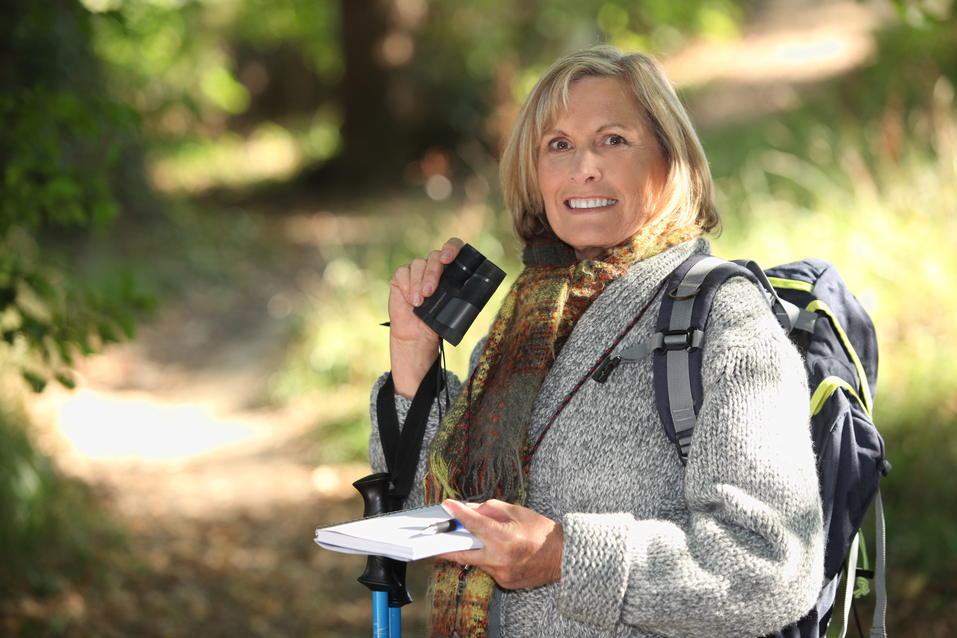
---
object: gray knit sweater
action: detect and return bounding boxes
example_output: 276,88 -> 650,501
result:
369,238 -> 825,638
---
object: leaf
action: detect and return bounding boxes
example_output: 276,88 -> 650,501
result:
5,165 -> 23,188
57,340 -> 75,366
56,372 -> 76,390
22,371 -> 47,393
0,285 -> 16,310
45,176 -> 81,204
97,321 -> 118,344
92,200 -> 120,228
76,334 -> 95,356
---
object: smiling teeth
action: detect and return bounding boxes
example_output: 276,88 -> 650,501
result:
567,198 -> 617,209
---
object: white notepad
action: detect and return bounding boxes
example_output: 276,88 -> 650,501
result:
314,504 -> 483,562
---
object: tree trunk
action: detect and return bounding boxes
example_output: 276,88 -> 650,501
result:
332,0 -> 407,186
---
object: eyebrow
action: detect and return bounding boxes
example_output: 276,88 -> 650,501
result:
542,122 -> 638,139
597,123 -> 633,132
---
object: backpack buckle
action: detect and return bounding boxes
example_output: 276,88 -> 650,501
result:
655,329 -> 703,353
592,356 -> 622,383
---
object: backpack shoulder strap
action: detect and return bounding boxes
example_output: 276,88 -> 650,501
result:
733,259 -> 821,357
653,255 -> 759,464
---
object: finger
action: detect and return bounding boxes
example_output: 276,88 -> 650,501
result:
442,500 -> 502,539
439,237 -> 465,264
390,264 -> 411,295
407,257 -> 428,306
421,236 -> 464,297
473,499 -> 518,524
420,249 -> 447,298
441,499 -> 477,525
389,266 -> 415,316
415,239 -> 465,300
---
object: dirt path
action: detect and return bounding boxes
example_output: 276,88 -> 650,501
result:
14,194 -> 418,635
18,257 -> 436,637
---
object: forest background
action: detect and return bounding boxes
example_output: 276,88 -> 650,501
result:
1,0 -> 956,636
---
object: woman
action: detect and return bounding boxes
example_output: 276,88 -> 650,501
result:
370,46 -> 824,638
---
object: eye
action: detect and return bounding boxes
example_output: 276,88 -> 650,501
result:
548,138 -> 571,151
606,134 -> 626,146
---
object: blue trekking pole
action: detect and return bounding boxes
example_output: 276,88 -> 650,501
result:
354,473 -> 412,638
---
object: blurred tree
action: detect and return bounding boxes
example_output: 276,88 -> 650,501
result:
84,0 -> 756,190
0,0 -> 152,391
336,0 -> 405,179
0,0 -> 153,602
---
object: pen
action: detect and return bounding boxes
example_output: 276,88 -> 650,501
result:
421,519 -> 460,535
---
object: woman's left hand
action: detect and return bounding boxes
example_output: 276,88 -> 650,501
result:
438,499 -> 564,590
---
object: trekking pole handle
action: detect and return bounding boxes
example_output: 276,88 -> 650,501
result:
354,473 -> 403,592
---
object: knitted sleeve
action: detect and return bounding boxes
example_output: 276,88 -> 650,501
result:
557,278 -> 825,637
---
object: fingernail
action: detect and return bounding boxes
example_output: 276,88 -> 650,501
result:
422,283 -> 433,296
413,294 -> 423,306
441,251 -> 452,261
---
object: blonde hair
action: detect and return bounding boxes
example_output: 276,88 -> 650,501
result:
500,45 -> 720,244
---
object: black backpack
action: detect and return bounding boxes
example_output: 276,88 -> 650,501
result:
594,255 -> 889,638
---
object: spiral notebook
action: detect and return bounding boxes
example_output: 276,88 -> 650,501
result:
313,503 -> 483,562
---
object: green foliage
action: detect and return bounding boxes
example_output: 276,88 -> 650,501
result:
404,0 -> 754,159
1,1 -> 129,233
86,0 -> 342,138
2,89 -> 117,231
229,0 -> 342,80
0,0 -> 154,390
423,0 -> 750,70
1,233 -> 153,390
0,402 -> 121,598
81,0 -> 759,192
0,0 -> 146,602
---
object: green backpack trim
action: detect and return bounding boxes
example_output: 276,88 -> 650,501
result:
767,276 -> 814,293
811,376 -> 871,420
804,300 -> 874,417
769,276 -> 874,418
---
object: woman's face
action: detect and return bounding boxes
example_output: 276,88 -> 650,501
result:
536,76 -> 668,260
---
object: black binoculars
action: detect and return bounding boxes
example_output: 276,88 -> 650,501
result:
413,243 -> 506,346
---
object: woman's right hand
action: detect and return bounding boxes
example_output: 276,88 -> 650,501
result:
389,238 -> 464,398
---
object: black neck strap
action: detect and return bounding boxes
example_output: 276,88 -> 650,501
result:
376,354 -> 444,504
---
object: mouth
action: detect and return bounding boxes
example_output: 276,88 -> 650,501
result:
565,198 -> 618,210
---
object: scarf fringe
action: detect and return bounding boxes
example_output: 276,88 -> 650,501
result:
427,560 -> 496,638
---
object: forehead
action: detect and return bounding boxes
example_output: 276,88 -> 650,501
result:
543,76 -> 645,132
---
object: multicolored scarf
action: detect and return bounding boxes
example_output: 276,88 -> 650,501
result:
424,220 -> 699,638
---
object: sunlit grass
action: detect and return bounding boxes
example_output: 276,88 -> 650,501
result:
148,118 -> 342,195
711,85 -> 957,433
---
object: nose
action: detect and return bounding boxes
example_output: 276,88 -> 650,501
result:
570,148 -> 601,184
